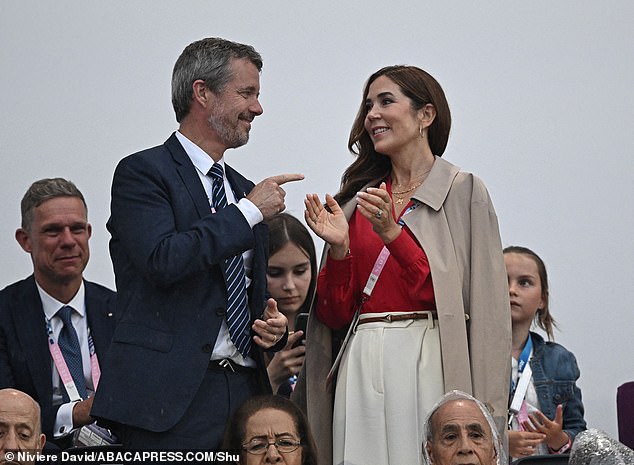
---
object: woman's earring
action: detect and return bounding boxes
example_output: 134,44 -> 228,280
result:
419,125 -> 425,139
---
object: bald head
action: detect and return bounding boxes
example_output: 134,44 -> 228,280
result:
0,389 -> 46,464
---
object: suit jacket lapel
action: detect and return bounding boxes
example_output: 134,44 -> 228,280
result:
13,276 -> 53,408
165,133 -> 212,219
84,282 -> 115,358
225,164 -> 251,201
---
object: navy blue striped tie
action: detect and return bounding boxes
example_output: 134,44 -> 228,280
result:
209,163 -> 252,357
56,305 -> 88,401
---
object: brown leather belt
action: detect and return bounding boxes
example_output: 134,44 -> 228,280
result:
357,311 -> 438,326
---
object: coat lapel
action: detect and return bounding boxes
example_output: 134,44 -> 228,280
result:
165,133 -> 213,219
84,282 -> 115,359
12,277 -> 53,407
224,164 -> 252,201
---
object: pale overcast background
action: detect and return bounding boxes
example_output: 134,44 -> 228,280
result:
1,1 -> 632,438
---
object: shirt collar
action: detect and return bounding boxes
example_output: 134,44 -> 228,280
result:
175,131 -> 225,178
37,281 -> 86,321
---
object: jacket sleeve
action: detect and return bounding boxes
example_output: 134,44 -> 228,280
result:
315,254 -> 357,329
560,350 -> 587,440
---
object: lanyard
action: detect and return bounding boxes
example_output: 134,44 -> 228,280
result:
327,245 -> 391,386
512,335 -> 533,391
362,246 -> 391,297
326,201 -> 420,385
356,201 -> 420,299
508,335 -> 533,423
46,318 -> 101,402
397,201 -> 420,226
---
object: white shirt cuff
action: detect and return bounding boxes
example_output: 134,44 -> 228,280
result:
54,401 -> 77,438
237,198 -> 264,228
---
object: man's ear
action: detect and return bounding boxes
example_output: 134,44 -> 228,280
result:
425,442 -> 435,464
38,433 -> 46,450
192,79 -> 215,109
15,228 -> 32,253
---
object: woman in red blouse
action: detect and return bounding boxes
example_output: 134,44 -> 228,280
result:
302,66 -> 509,465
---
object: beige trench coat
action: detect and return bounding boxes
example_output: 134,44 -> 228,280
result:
293,157 -> 511,464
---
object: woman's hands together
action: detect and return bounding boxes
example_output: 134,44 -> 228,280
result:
304,183 -> 402,259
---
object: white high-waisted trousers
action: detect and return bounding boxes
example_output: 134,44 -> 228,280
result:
333,312 -> 444,465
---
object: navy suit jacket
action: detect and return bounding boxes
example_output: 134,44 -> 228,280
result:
0,275 -> 116,441
92,133 -> 273,432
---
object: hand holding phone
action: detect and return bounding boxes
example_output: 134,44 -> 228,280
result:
292,312 -> 309,348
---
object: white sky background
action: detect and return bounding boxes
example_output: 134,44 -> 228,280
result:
1,1 -> 632,438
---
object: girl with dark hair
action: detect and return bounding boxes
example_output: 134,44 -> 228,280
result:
504,246 -> 586,460
299,65 -> 510,465
265,213 -> 317,396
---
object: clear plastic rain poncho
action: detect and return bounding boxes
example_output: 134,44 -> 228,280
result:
569,429 -> 634,465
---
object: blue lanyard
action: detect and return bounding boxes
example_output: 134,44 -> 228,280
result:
511,334 -> 533,394
397,201 -> 420,226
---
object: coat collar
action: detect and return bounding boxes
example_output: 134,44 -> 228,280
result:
411,156 -> 460,212
341,156 -> 460,218
529,331 -> 545,355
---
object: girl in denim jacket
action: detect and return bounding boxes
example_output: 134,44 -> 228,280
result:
504,246 -> 587,461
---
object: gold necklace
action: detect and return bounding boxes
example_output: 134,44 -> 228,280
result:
391,168 -> 432,205
392,181 -> 423,205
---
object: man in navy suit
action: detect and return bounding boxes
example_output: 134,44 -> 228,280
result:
0,178 -> 116,449
91,37 -> 303,449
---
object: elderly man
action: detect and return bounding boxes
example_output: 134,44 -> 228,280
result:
423,391 -> 505,465
0,178 -> 116,448
0,388 -> 46,465
92,37 -> 303,449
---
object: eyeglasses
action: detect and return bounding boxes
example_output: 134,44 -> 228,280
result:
242,437 -> 302,454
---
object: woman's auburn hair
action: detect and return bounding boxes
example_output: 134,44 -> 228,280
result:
335,65 -> 451,207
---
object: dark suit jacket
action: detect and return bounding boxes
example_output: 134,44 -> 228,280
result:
92,133 -> 273,432
0,275 -> 116,442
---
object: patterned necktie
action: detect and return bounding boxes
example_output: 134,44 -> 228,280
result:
56,305 -> 88,401
209,162 -> 252,357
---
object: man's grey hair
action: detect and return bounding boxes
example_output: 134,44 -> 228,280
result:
422,390 -> 506,465
171,37 -> 263,123
20,178 -> 87,231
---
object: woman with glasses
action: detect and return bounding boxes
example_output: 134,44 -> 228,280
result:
222,394 -> 319,465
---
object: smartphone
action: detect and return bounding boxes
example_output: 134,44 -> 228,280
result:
292,312 -> 309,348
